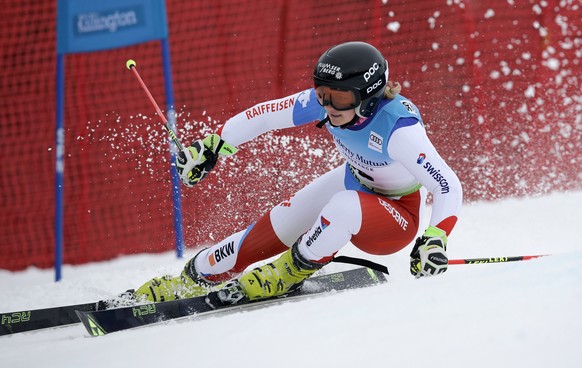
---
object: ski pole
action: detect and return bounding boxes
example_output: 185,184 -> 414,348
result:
330,254 -> 548,275
333,256 -> 389,275
449,254 -> 548,265
125,59 -> 185,151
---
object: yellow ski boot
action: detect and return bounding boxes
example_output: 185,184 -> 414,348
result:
238,243 -> 325,301
134,257 -> 211,302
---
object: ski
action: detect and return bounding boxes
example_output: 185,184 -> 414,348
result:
0,300 -> 110,336
77,267 -> 387,336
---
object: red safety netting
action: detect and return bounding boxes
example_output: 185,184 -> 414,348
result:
0,0 -> 580,270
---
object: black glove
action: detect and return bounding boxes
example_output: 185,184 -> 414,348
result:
175,134 -> 237,187
410,226 -> 448,278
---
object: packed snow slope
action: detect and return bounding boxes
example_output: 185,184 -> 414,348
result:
1,191 -> 582,368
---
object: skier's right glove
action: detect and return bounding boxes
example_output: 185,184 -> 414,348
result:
176,134 -> 237,187
410,226 -> 449,278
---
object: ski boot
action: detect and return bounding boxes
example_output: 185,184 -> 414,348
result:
134,256 -> 213,302
236,242 -> 326,301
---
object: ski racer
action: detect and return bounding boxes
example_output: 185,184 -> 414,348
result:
134,41 -> 463,303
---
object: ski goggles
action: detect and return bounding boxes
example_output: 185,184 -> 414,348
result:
315,86 -> 359,111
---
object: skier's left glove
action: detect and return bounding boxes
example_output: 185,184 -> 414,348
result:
176,134 -> 237,187
410,226 -> 448,278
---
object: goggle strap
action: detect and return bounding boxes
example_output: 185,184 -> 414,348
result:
316,116 -> 330,129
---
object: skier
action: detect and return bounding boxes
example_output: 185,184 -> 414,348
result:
135,41 -> 463,303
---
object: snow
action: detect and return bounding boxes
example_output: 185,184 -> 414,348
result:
386,21 -> 400,32
2,191 -> 582,368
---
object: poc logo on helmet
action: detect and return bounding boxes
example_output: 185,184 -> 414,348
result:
366,79 -> 383,94
363,62 -> 380,82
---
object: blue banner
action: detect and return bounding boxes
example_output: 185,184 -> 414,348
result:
57,0 -> 168,54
